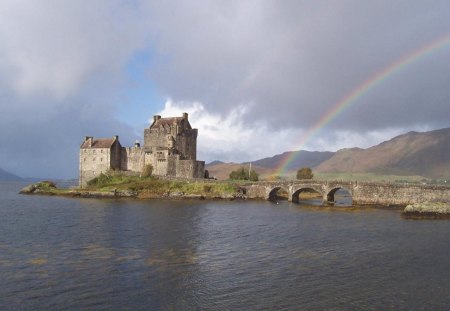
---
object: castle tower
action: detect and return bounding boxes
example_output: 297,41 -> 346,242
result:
143,112 -> 204,178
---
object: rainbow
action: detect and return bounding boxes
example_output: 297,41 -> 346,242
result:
276,34 -> 450,176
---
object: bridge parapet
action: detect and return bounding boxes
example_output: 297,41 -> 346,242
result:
237,180 -> 450,206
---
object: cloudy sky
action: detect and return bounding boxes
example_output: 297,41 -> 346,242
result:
1,0 -> 449,178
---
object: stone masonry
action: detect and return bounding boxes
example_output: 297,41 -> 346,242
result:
240,180 -> 450,206
79,113 -> 205,186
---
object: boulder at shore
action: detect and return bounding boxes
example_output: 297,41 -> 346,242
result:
403,202 -> 450,215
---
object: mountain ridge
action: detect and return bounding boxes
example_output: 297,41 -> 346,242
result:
315,127 -> 450,178
0,167 -> 23,181
207,127 -> 450,179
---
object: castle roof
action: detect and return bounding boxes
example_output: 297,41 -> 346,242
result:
80,137 -> 118,149
151,116 -> 192,129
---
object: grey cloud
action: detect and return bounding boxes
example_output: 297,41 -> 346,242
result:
0,0 -> 146,178
0,90 -> 136,179
143,0 -> 450,131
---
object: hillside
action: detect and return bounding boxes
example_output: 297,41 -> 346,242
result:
247,150 -> 335,171
206,162 -> 273,180
0,167 -> 23,181
206,151 -> 334,180
315,127 -> 450,178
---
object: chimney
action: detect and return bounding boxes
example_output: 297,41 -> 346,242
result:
84,136 -> 93,147
113,135 -> 119,141
182,112 -> 188,119
153,115 -> 161,122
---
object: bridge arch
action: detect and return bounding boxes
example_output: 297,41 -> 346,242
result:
291,187 -> 323,204
267,186 -> 289,201
326,187 -> 353,206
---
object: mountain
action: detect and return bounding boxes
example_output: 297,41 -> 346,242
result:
206,160 -> 224,166
315,127 -> 450,178
206,151 -> 334,180
206,127 -> 450,180
248,150 -> 335,171
206,162 -> 273,180
0,168 -> 23,181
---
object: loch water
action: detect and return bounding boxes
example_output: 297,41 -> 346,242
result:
1,181 -> 449,310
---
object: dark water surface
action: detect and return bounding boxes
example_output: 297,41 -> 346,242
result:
1,182 -> 449,310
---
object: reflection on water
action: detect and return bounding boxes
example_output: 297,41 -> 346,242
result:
1,181 -> 449,310
298,188 -> 353,206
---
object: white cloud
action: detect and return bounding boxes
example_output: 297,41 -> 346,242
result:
156,99 -> 299,162
156,99 -> 416,163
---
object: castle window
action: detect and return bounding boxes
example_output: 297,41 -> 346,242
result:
100,158 -> 103,162
93,157 -> 96,161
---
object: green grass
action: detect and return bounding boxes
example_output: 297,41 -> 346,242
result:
85,173 -> 238,196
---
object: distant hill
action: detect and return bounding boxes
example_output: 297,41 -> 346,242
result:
0,168 -> 23,181
315,127 -> 450,178
206,162 -> 273,180
207,127 -> 450,180
206,151 -> 334,180
248,150 -> 335,171
206,160 -> 224,166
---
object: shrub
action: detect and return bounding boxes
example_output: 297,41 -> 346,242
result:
265,175 -> 283,181
142,164 -> 153,178
296,167 -> 314,180
87,173 -> 112,187
36,180 -> 57,190
39,180 -> 56,188
203,184 -> 212,193
229,167 -> 259,181
249,170 -> 259,181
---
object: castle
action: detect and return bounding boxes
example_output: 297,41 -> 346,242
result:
79,113 -> 205,186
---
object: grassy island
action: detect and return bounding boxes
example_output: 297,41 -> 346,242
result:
20,173 -> 245,200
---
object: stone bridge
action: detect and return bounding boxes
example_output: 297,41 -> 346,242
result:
238,180 -> 450,206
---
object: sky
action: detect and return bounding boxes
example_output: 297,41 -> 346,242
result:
1,0 -> 449,179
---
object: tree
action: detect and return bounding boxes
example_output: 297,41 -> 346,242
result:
249,169 -> 259,181
229,167 -> 259,181
296,167 -> 313,180
141,164 -> 153,177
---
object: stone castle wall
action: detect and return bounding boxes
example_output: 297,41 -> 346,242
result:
122,146 -> 144,172
144,127 -> 171,151
79,148 -> 112,186
144,117 -> 197,160
175,129 -> 197,160
176,160 -> 205,179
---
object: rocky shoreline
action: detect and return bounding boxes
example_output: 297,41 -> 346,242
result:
19,181 -> 248,201
19,182 -> 450,217
402,202 -> 450,218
